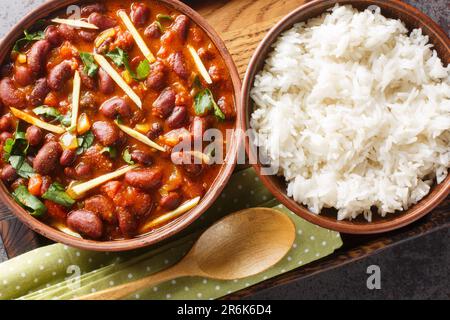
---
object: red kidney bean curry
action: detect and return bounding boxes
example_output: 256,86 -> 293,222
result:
0,1 -> 235,240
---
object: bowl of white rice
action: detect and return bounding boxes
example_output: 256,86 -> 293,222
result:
242,0 -> 450,233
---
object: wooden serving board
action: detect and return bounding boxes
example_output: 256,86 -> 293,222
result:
1,0 -> 449,298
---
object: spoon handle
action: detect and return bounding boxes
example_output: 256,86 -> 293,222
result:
77,263 -> 189,300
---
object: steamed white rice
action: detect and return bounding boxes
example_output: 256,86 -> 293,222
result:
250,5 -> 450,221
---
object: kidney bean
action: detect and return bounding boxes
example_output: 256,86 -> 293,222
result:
159,192 -> 181,210
0,132 -> 12,147
0,78 -> 26,109
146,61 -> 167,90
27,40 -> 51,75
33,141 -> 62,175
58,24 -> 78,42
130,150 -> 153,165
167,105 -> 187,129
169,51 -> 189,79
84,194 -> 116,224
29,78 -> 50,107
63,167 -> 77,179
208,65 -> 222,83
144,23 -> 161,39
0,115 -> 13,132
26,126 -> 43,146
152,87 -> 175,118
100,97 -> 131,119
47,60 -> 74,91
198,47 -> 215,61
44,133 -> 57,144
80,91 -> 97,109
26,155 -> 35,165
112,185 -> 153,217
146,122 -> 163,140
217,96 -> 236,119
114,31 -> 134,51
14,65 -> 35,87
1,165 -> 18,184
191,116 -> 209,143
67,210 -> 103,239
88,12 -> 117,30
40,175 -> 52,195
172,15 -> 190,42
75,163 -> 92,179
130,3 -> 150,27
79,30 -> 98,42
124,167 -> 163,190
81,3 -> 106,16
92,121 -> 121,146
0,132 -> 13,144
116,207 -> 137,237
98,67 -> 114,94
45,25 -> 63,47
78,66 -> 97,90
60,149 -> 77,167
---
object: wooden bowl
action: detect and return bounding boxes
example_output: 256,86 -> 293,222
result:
0,0 -> 241,251
241,0 -> 450,234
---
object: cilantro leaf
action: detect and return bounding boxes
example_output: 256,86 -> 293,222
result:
42,182 -> 75,207
76,131 -> 95,155
106,48 -> 150,81
33,106 -> 61,119
79,52 -> 99,77
155,14 -> 174,32
122,148 -> 134,165
13,30 -> 45,53
12,185 -> 46,217
194,88 -> 225,120
3,125 -> 29,161
106,47 -> 129,68
100,146 -> 117,158
136,59 -> 151,80
33,106 -> 72,127
9,155 -> 34,178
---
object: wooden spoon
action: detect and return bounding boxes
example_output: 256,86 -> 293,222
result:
78,207 -> 296,300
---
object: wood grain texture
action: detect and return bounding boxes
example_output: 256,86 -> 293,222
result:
191,0 -> 309,77
0,218 -> 40,259
78,208 -> 295,300
0,202 -> 13,222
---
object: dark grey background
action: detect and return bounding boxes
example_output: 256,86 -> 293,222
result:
0,0 -> 449,300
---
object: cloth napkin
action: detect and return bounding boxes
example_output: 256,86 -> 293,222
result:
0,168 -> 342,300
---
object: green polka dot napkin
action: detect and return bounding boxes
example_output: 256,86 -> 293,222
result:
0,168 -> 342,300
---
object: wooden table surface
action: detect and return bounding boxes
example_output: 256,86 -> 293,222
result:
0,0 -> 449,299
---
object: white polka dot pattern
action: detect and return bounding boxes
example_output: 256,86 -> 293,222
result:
0,168 -> 342,300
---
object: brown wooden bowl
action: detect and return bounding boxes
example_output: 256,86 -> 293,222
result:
241,0 -> 450,234
0,0 -> 241,251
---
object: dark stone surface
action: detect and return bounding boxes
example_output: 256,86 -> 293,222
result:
248,228 -> 449,300
0,236 -> 6,263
